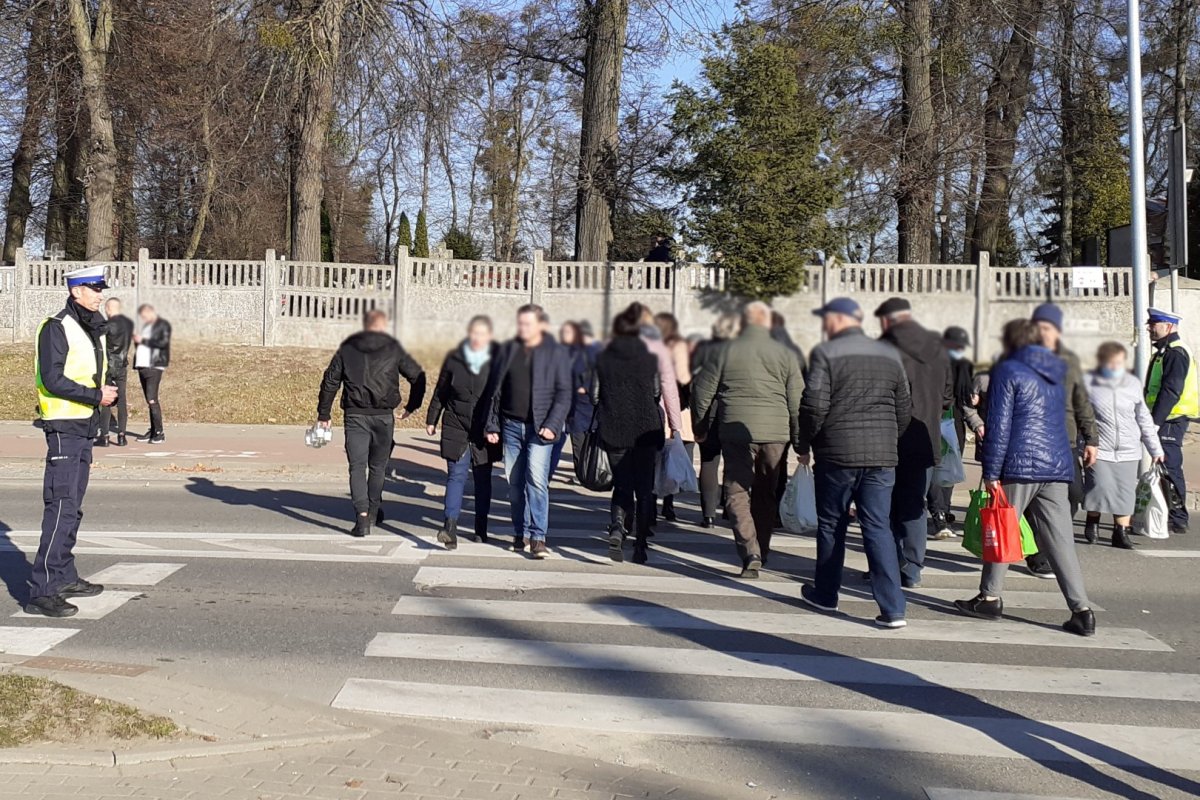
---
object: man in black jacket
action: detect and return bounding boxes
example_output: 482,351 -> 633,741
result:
97,297 -> 134,447
318,310 -> 427,537
876,297 -> 953,588
797,298 -> 912,628
133,304 -> 172,444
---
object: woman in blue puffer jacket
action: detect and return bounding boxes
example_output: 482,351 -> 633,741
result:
955,319 -> 1096,637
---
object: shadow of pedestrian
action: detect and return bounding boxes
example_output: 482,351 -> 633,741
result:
0,529 -> 31,604
183,477 -> 355,533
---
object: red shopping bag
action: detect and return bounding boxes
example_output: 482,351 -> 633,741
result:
980,485 -> 1024,564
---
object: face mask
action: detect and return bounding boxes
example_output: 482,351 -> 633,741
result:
1099,366 -> 1122,379
948,349 -> 967,360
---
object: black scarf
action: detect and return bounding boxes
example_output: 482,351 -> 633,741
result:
67,296 -> 108,336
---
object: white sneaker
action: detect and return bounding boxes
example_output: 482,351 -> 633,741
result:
875,615 -> 908,629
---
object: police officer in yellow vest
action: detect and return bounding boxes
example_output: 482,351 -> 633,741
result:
1145,307 -> 1199,535
27,265 -> 119,617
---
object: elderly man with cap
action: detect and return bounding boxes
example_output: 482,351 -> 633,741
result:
28,265 -> 119,617
874,297 -> 953,589
797,298 -> 912,628
927,326 -> 979,539
1146,307 -> 1198,534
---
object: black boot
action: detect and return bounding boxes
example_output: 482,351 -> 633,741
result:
662,496 -> 677,522
351,514 -> 371,537
472,520 -> 489,544
1111,524 -> 1134,550
93,436 -> 109,447
607,525 -> 625,563
1063,608 -> 1096,637
1083,519 -> 1098,544
437,518 -> 459,550
632,542 -> 648,564
701,516 -> 715,529
115,433 -> 128,447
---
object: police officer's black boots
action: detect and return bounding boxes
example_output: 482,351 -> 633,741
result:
437,518 -> 458,550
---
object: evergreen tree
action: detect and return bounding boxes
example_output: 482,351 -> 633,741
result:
397,212 -> 412,253
413,209 -> 430,258
665,23 -> 838,299
443,226 -> 483,260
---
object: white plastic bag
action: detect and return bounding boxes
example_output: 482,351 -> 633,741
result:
933,416 -> 966,488
779,464 -> 818,533
655,434 -> 699,495
1133,465 -> 1170,539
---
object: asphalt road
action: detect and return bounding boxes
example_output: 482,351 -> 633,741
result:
1,476 -> 1198,800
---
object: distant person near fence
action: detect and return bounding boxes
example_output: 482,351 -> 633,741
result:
97,297 -> 134,448
133,304 -> 172,444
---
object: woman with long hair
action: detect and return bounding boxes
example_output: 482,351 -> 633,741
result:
551,321 -> 596,480
654,312 -> 693,521
425,315 -> 501,549
594,307 -> 665,563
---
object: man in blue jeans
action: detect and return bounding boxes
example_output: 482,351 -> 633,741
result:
796,299 -> 913,628
486,305 -> 572,558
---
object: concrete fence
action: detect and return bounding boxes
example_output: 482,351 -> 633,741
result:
0,246 -> 1180,361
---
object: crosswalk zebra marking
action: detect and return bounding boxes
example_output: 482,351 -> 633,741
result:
925,790 -> 1090,800
330,678 -> 1200,770
11,591 -> 143,621
412,567 -> 1090,610
391,597 -> 1171,651
0,625 -> 79,656
364,632 -> 1197,701
86,562 -> 184,586
1136,549 -> 1200,558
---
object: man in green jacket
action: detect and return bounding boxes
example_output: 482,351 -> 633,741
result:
692,301 -> 804,578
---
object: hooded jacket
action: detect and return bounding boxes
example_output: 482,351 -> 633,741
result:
426,342 -> 502,465
881,319 -> 953,468
1085,369 -> 1163,463
981,345 -> 1074,483
317,331 -> 427,420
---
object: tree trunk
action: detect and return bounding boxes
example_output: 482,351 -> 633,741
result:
1056,0 -> 1075,268
970,0 -> 1044,262
288,2 -> 344,262
45,88 -> 84,256
574,0 -> 629,261
895,0 -> 936,264
67,0 -> 118,261
183,106 -> 217,259
2,13 -> 48,265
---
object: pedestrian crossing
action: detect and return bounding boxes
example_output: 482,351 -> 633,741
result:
330,512 -> 1200,783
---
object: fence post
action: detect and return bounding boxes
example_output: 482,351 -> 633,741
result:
136,247 -> 149,312
13,247 -> 27,341
671,261 -> 684,315
394,245 -> 410,342
531,249 -> 545,307
973,250 -> 989,362
820,259 -> 831,306
263,249 -> 277,346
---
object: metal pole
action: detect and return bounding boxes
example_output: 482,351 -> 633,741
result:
1129,0 -> 1152,380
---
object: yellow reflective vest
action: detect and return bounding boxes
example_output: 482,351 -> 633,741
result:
34,313 -> 107,421
1146,338 -> 1200,421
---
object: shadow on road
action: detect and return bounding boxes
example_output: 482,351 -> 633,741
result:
0,529 -> 31,604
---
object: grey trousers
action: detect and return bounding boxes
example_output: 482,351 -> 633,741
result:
981,481 -> 1090,612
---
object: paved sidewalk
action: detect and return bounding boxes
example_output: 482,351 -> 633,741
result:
0,662 -> 765,800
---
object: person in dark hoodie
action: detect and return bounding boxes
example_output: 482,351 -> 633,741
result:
426,315 -> 501,549
954,319 -> 1096,637
875,297 -> 953,588
317,310 -> 427,537
927,326 -> 975,539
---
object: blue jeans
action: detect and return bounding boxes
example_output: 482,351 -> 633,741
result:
812,463 -> 905,619
501,418 -> 555,541
892,465 -> 932,584
444,450 -> 494,534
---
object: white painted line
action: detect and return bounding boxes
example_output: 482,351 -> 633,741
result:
78,536 -> 161,550
0,542 -> 430,565
365,633 -> 1200,702
926,791 -> 1089,800
412,567 -> 1090,610
0,626 -> 80,656
331,679 -> 1200,770
86,563 -> 184,586
1136,550 -> 1200,558
198,538 -> 292,554
391,598 -> 1172,652
12,591 -> 143,621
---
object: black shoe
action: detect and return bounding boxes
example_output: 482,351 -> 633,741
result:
1111,525 -> 1134,550
351,515 -> 371,537
901,577 -> 922,589
471,527 -> 489,544
1084,521 -> 1098,544
662,497 -> 677,522
115,434 -> 128,447
24,595 -> 78,618
1063,608 -> 1096,637
59,579 -> 104,598
607,527 -> 625,563
800,583 -> 838,612
93,436 -> 109,447
437,519 -> 458,550
954,593 -> 1004,621
740,557 -> 762,580
632,545 -> 648,564
376,507 -> 385,526
510,537 -> 527,553
1026,555 -> 1055,579
134,429 -> 155,442
530,540 -> 548,559
701,516 -> 715,529
874,615 -> 907,629
1169,524 -> 1189,535
149,433 -> 165,444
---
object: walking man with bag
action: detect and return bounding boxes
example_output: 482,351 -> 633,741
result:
691,301 -> 803,578
317,310 -> 427,537
797,298 -> 912,628
1145,307 -> 1198,534
28,265 -> 119,617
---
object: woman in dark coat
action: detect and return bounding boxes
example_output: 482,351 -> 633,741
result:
593,306 -> 664,564
426,315 -> 502,549
551,321 -> 597,479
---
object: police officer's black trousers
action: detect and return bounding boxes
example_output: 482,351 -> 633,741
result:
1160,419 -> 1189,529
30,431 -> 92,600
99,372 -> 128,436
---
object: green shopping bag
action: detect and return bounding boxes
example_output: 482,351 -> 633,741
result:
963,484 -> 1038,558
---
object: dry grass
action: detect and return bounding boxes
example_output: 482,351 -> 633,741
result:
0,674 -> 178,748
0,342 -> 446,427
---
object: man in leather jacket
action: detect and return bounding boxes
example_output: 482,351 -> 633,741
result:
97,298 -> 134,447
133,304 -> 172,444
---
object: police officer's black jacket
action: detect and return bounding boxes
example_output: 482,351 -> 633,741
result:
317,331 -> 427,421
105,314 -> 135,378
37,298 -> 106,438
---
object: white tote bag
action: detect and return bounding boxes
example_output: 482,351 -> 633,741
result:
932,416 -> 966,488
1132,465 -> 1171,539
779,464 -> 818,533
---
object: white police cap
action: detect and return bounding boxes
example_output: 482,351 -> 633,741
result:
65,264 -> 109,290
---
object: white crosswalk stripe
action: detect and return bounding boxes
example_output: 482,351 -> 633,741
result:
924,790 -> 1091,800
86,562 -> 184,586
0,625 -> 79,656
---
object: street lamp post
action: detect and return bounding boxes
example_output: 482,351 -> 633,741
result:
1128,0 -> 1152,380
